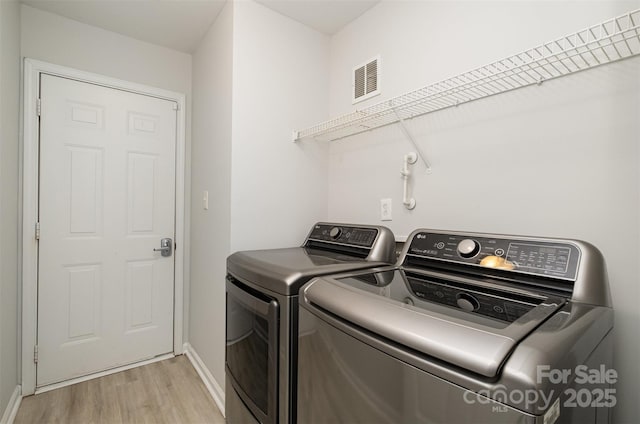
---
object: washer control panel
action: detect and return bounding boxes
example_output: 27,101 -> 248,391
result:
307,224 -> 378,248
407,232 -> 581,281
407,276 -> 541,322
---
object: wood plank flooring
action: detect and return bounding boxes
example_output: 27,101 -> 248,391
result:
14,355 -> 225,424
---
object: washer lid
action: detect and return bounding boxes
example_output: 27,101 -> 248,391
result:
227,247 -> 389,296
301,269 -> 565,378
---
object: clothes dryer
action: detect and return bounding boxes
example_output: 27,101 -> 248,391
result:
226,222 -> 396,424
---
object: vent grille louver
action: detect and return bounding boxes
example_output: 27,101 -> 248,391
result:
366,60 -> 377,93
354,66 -> 366,99
353,56 -> 380,103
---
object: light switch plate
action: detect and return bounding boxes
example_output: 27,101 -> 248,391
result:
380,198 -> 392,221
203,190 -> 209,210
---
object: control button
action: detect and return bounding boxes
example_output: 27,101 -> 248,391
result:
435,291 -> 445,298
435,242 -> 445,249
457,239 -> 480,258
456,292 -> 479,312
493,305 -> 504,314
495,248 -> 505,257
329,227 -> 342,239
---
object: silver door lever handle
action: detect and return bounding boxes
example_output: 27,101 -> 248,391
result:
154,238 -> 173,257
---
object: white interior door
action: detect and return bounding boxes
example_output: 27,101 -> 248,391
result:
37,74 -> 177,386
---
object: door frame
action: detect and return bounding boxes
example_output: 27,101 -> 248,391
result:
21,58 -> 187,395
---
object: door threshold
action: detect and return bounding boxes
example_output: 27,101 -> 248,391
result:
34,353 -> 174,395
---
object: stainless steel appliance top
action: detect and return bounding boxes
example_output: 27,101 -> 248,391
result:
301,228 -> 612,378
227,222 -> 396,295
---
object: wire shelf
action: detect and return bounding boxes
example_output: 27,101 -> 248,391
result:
294,9 -> 640,142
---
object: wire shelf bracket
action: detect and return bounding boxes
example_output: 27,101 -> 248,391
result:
392,107 -> 432,173
293,9 -> 640,152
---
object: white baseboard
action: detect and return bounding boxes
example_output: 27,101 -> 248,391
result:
0,385 -> 22,424
183,343 -> 225,417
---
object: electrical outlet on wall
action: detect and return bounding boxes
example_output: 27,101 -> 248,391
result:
380,198 -> 392,221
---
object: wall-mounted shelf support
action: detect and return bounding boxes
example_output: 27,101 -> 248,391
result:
293,9 -> 640,144
392,107 -> 432,173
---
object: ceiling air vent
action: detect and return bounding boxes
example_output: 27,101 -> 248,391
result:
353,56 -> 380,104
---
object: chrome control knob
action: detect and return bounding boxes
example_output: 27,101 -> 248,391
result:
329,227 -> 342,239
457,239 -> 480,258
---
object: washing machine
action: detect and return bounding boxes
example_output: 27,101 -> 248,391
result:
225,222 -> 396,424
298,229 -> 614,423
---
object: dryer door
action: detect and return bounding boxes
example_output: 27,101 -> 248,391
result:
226,277 -> 279,424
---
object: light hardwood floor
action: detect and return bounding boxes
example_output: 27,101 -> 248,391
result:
14,355 -> 225,424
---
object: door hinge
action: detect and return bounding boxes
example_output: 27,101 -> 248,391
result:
172,102 -> 179,111
35,222 -> 40,240
34,345 -> 39,364
37,98 -> 41,116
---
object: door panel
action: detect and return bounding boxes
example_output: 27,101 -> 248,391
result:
128,153 -> 157,233
66,264 -> 101,341
69,147 -> 102,234
37,74 -> 177,386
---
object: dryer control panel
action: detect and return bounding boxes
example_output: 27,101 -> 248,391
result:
406,231 -> 581,281
307,223 -> 379,248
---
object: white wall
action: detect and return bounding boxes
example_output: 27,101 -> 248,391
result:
187,0 -> 331,395
189,0 -> 234,393
20,4 -> 194,341
21,5 -> 192,96
0,0 -> 21,417
327,2 -> 639,423
230,0 -> 330,252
